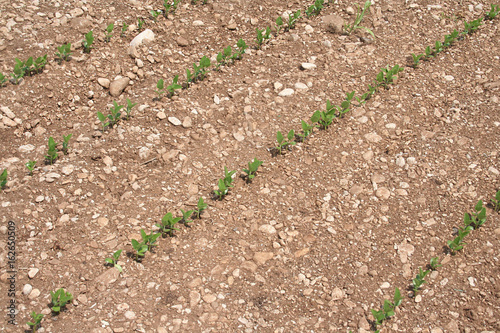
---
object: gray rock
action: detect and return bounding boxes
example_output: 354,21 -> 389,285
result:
109,77 -> 129,97
323,14 -> 344,34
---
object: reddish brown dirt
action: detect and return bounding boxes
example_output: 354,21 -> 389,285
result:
0,0 -> 499,332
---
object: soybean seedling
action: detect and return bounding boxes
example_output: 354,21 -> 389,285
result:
486,4 -> 499,19
344,1 -> 374,38
10,62 -> 24,84
429,256 -> 442,270
463,200 -> 486,229
214,178 -> 228,200
0,73 -> 7,87
121,23 -> 128,37
166,75 -> 182,98
131,238 -> 148,260
50,288 -> 73,313
151,10 -> 161,22
275,16 -> 284,35
105,23 -> 114,42
0,169 -> 7,189
82,31 -> 94,53
172,0 -> 181,14
25,161 -> 36,176
105,249 -> 123,272
125,98 -> 137,120
433,40 -> 444,54
371,287 -> 403,328
411,53 -> 424,68
18,57 -> 33,76
463,18 -> 483,35
27,311 -> 43,333
412,267 -> 430,295
180,209 -> 194,226
34,55 -> 47,74
223,166 -> 236,188
62,134 -> 72,155
375,64 -> 404,90
492,190 -> 500,212
297,119 -> 316,141
108,101 -> 123,126
233,39 -> 247,61
195,197 -> 208,219
140,229 -> 161,251
275,130 -> 296,155
45,137 -> 58,165
163,0 -> 172,15
216,45 -> 233,69
243,158 -> 263,182
55,43 -> 71,62
443,30 -> 459,48
287,10 -> 301,31
447,226 -> 470,254
156,212 -> 181,237
97,112 -> 110,132
137,18 -> 145,31
306,0 -> 324,18
156,79 -> 165,99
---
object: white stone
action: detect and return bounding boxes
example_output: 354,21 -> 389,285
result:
193,20 -> 204,26
124,310 -> 136,320
301,63 -> 316,70
294,82 -> 308,90
258,224 -> 276,234
28,268 -> 39,279
168,117 -> 182,126
278,88 -> 294,97
233,132 -> 245,142
1,106 -> 15,119
18,144 -> 35,153
129,29 -> 155,48
23,284 -> 33,295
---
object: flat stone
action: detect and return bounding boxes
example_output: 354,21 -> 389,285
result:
294,248 -> 310,258
193,20 -> 204,26
129,29 -> 155,48
331,287 -> 344,301
253,252 -> 274,265
124,311 -> 136,320
29,288 -> 41,300
1,106 -> 15,119
258,224 -> 276,234
233,132 -> 245,142
157,111 -> 166,120
62,165 -> 74,175
294,82 -> 308,90
109,77 -> 129,97
168,117 -> 182,126
189,291 -> 201,307
365,132 -> 382,143
241,260 -> 258,273
97,78 -> 110,89
278,88 -> 294,97
202,294 -> 216,303
182,116 -> 192,128
18,144 -> 35,153
95,267 -> 120,286
305,24 -> 314,33
2,118 -> 17,127
300,63 -> 316,70
176,36 -> 189,47
376,187 -> 391,199
28,268 -> 39,279
23,284 -> 33,295
380,282 -> 390,289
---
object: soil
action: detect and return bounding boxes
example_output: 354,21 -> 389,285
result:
0,0 -> 499,332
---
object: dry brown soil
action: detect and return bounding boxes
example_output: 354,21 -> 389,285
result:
0,0 -> 499,332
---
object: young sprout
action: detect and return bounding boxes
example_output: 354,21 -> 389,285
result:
163,0 -> 172,16
131,239 -> 148,260
429,256 -> 442,270
10,62 -> 25,84
61,134 -> 72,155
447,226 -> 470,254
371,287 -> 403,328
97,112 -> 110,132
275,130 -> 296,155
108,101 -> 123,126
492,190 -> 500,212
463,200 -> 486,230
125,98 -> 137,120
156,212 -> 181,237
411,53 -> 424,68
34,55 -> 47,74
82,31 -> 94,53
412,267 -> 430,295
25,161 -> 36,176
180,209 -> 194,226
137,18 -> 145,31
156,79 -> 165,99
0,72 -> 7,86
195,197 -> 207,219
287,10 -> 301,31
166,75 -> 182,98
121,23 -> 128,37
55,43 -> 72,62
344,1 -> 374,38
27,311 -> 44,333
50,288 -> 73,313
306,0 -> 324,18
214,178 -> 228,200
45,137 -> 58,165
0,169 -> 7,189
151,10 -> 161,22
486,4 -> 499,20
223,166 -> 236,188
140,229 -> 161,251
243,158 -> 263,182
463,18 -> 483,35
105,250 -> 123,272
105,23 -> 114,42
275,16 -> 283,35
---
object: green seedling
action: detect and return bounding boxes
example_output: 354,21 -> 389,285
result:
105,23 -> 114,42
486,4 -> 499,19
223,166 -> 236,188
20,57 -> 34,76
443,30 -> 459,47
10,62 -> 24,84
62,134 -> 72,155
371,287 -> 403,328
255,28 -> 265,49
131,238 -> 148,260
108,101 -> 123,126
125,98 -> 137,120
180,209 -> 194,226
216,45 -> 233,68
156,212 -> 181,237
434,40 -> 444,54
27,311 -> 44,332
424,46 -> 434,59
195,197 -> 207,219
34,55 -> 47,73
45,137 -> 58,165
287,10 -> 301,31
138,18 -> 145,31
447,226 -> 471,254
172,0 -> 181,14
0,169 -> 7,189
312,100 -> 337,129
214,178 -> 229,200
375,64 -> 404,90
463,18 -> 483,35
233,39 -> 247,60
97,112 -> 110,132
82,31 -> 94,53
50,288 -> 73,313
151,10 -> 161,22
105,249 -> 123,272
121,23 -> 128,37
355,90 -> 373,105
163,0 -> 172,15
25,161 -> 36,176
140,229 -> 161,251
429,256 -> 442,270
275,130 -> 296,155
306,0 -> 324,18
275,16 -> 283,35
56,43 -> 71,61
463,200 -> 486,229
412,267 -> 430,295
243,158 -> 263,182
191,56 -> 211,82
166,75 -> 182,97
492,190 -> 500,212
156,78 -> 165,98
297,119 -> 316,141
344,1 -> 375,38
411,53 -> 424,68
0,73 -> 7,86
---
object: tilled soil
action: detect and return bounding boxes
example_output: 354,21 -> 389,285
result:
0,0 -> 499,332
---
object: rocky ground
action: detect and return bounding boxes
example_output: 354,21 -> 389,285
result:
0,0 -> 499,332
